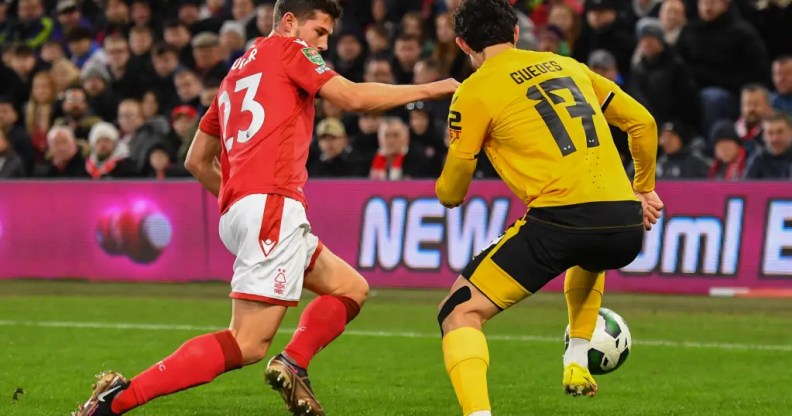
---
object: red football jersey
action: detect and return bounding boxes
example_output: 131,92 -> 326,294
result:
199,35 -> 338,213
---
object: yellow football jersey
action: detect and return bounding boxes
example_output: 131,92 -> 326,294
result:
436,48 -> 657,208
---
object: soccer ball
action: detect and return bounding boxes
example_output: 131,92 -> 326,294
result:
564,307 -> 631,375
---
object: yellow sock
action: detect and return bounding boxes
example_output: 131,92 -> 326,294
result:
442,327 -> 491,416
564,267 -> 605,340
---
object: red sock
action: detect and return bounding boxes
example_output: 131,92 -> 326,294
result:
284,296 -> 360,369
111,330 -> 242,414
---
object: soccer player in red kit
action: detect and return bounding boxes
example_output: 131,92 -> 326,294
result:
72,1 -> 458,416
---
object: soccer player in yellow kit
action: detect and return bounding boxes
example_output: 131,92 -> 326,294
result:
434,1 -> 664,415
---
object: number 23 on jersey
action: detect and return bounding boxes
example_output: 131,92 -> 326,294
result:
218,72 -> 266,152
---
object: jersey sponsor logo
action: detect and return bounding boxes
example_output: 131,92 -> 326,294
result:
301,47 -> 326,66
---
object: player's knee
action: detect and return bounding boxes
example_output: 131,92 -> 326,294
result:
233,333 -> 274,365
437,286 -> 474,335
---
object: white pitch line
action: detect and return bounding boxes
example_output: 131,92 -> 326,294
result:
0,319 -> 790,352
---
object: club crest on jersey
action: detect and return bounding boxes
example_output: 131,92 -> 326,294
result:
301,47 -> 326,66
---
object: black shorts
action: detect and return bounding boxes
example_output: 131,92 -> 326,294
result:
461,201 -> 644,309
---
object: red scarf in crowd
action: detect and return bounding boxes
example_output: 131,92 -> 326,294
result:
86,157 -> 119,179
708,147 -> 746,180
370,151 -> 405,181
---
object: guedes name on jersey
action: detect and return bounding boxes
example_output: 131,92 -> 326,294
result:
510,61 -> 563,85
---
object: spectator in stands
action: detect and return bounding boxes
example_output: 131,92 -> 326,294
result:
67,26 -> 106,70
708,120 -> 747,180
371,0 -> 395,38
406,101 -> 444,174
401,12 -> 432,53
0,128 -> 26,178
0,98 -> 34,175
53,86 -> 101,149
309,118 -> 369,178
745,112 -> 792,179
364,54 -> 395,84
656,121 -> 711,179
85,121 -> 137,179
130,0 -> 154,29
173,70 -> 203,111
589,49 -> 621,85
365,23 -> 390,56
331,31 -> 365,83
140,91 -> 161,121
677,0 -> 769,134
33,126 -> 89,178
4,0 -> 53,49
574,0 -> 636,79
219,21 -> 246,66
24,71 -> 57,163
128,25 -> 154,66
104,34 -> 145,100
232,0 -> 256,25
169,105 -> 198,162
771,56 -> 792,115
102,0 -> 131,38
178,0 -> 220,35
247,3 -> 274,40
146,142 -> 190,179
628,22 -> 700,132
191,32 -> 228,81
393,34 -> 423,85
735,84 -> 774,153
370,117 -> 432,180
163,20 -> 195,69
536,25 -> 569,56
546,4 -> 580,53
51,0 -> 92,46
117,98 -> 169,173
433,12 -> 473,81
201,0 -> 229,20
40,40 -> 66,65
149,43 -> 181,113
81,65 -> 119,122
199,78 -> 220,116
50,58 -> 80,97
352,113 -> 382,160
658,0 -> 686,46
9,45 -> 44,107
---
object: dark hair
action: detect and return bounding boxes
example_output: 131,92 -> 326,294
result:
64,85 -> 88,97
66,26 -> 95,42
416,57 -> 442,72
774,55 -> 792,65
163,19 -> 187,30
11,44 -> 35,57
453,0 -> 517,53
151,42 -> 178,57
129,25 -> 153,36
394,33 -> 421,45
741,83 -> 770,99
273,0 -> 342,25
366,52 -> 391,66
764,111 -> 792,127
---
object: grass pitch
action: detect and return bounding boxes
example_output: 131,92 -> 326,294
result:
1,280 -> 791,415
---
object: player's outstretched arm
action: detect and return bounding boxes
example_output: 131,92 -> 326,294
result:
185,129 -> 222,197
318,76 -> 459,113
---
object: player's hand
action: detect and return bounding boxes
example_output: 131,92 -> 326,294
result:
440,200 -> 462,209
425,78 -> 460,100
635,190 -> 664,231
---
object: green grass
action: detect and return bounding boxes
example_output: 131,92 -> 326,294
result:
1,280 -> 791,415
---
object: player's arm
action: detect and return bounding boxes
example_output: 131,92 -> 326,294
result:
583,65 -> 658,193
185,130 -> 222,197
283,40 -> 458,113
318,76 -> 459,113
185,96 -> 223,197
435,87 -> 491,208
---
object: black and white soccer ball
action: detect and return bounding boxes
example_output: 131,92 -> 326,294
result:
564,307 -> 631,375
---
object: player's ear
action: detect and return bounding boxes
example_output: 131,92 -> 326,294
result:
513,25 -> 520,46
455,37 -> 472,56
280,12 -> 298,35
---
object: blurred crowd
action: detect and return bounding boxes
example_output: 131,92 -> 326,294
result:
0,0 -> 791,181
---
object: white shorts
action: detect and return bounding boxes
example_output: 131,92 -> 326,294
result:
219,194 -> 322,307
